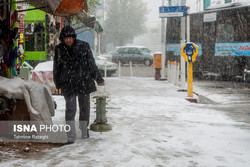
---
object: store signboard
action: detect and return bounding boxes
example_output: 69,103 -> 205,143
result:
215,43 -> 250,56
204,12 -> 217,22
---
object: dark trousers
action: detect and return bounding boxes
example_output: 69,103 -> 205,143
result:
64,93 -> 90,141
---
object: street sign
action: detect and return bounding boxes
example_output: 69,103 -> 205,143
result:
181,42 -> 199,62
159,6 -> 187,18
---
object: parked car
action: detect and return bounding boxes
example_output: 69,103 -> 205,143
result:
101,47 -> 122,61
91,50 -> 118,77
110,46 -> 153,66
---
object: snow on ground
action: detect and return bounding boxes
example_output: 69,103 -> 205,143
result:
1,77 -> 250,167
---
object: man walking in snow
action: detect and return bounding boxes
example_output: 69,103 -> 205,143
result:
53,26 -> 104,143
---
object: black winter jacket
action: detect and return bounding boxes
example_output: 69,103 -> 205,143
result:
53,39 -> 104,96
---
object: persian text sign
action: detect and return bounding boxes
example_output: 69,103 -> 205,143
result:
159,6 -> 187,18
204,12 -> 217,22
215,43 -> 250,56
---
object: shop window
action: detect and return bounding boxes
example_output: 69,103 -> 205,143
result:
24,23 -> 45,51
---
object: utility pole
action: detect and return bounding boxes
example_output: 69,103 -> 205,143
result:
160,0 -> 166,79
179,0 -> 186,90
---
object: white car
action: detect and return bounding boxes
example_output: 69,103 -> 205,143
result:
91,50 -> 118,77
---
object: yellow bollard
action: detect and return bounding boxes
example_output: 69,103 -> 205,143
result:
188,62 -> 193,97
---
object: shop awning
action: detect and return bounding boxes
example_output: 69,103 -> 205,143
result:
28,0 -> 95,28
29,0 -> 87,16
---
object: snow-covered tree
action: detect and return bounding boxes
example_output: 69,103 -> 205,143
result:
103,0 -> 148,47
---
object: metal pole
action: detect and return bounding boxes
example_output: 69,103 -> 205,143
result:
169,61 -> 172,82
118,61 -> 121,78
98,33 -> 101,54
104,60 -> 107,78
180,20 -> 186,90
187,7 -> 190,43
179,0 -> 186,90
160,0 -> 166,79
130,61 -> 133,77
167,60 -> 171,81
173,62 -> 176,84
94,33 -> 97,51
187,6 -> 190,76
176,62 -> 180,85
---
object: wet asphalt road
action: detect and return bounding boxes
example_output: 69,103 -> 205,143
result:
194,80 -> 250,125
109,65 -> 250,125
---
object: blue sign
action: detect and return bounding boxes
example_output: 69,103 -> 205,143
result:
182,43 -> 199,62
159,6 -> 187,18
184,43 -> 196,57
215,43 -> 250,57
166,44 -> 202,56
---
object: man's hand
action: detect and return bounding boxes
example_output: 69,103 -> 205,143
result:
98,82 -> 105,86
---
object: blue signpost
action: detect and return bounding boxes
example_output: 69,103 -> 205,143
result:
159,6 -> 187,18
183,43 -> 198,62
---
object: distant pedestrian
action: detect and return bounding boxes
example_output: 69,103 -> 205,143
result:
53,26 -> 104,143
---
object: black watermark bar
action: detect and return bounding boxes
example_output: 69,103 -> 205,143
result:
0,121 -> 75,143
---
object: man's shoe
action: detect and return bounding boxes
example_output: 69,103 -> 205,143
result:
65,141 -> 74,145
81,129 -> 89,139
66,138 -> 75,144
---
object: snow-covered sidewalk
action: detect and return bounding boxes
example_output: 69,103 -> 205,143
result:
1,77 -> 250,167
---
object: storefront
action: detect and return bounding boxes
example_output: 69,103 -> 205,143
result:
0,0 -> 19,78
23,5 -> 47,67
